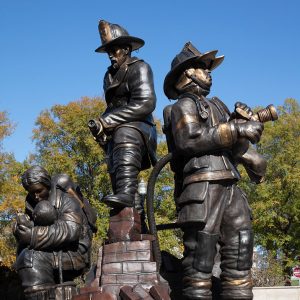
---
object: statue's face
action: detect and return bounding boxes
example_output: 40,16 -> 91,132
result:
106,45 -> 129,69
175,66 -> 212,96
27,183 -> 50,202
186,67 -> 212,88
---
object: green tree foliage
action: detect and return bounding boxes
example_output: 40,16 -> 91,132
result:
0,112 -> 26,267
32,97 -> 111,240
239,98 -> 300,274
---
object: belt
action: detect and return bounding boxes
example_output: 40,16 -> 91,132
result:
183,170 -> 237,186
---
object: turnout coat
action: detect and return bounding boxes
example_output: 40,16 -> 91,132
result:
100,56 -> 157,170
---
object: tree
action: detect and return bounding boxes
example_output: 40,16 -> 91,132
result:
0,111 -> 13,141
32,97 -> 111,240
239,98 -> 300,275
0,112 -> 26,268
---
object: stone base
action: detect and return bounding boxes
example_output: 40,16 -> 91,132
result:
75,240 -> 170,299
74,208 -> 170,300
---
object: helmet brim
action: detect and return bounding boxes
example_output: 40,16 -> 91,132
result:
95,36 -> 145,53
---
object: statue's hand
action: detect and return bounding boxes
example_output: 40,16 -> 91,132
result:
233,120 -> 264,144
14,224 -> 32,246
16,213 -> 33,228
88,118 -> 107,146
234,101 -> 254,120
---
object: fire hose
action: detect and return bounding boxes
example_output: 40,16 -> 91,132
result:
146,152 -> 174,269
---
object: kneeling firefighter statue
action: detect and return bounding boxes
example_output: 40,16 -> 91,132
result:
146,42 -> 277,300
13,166 -> 97,300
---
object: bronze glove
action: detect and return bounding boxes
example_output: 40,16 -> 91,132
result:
232,120 -> 264,144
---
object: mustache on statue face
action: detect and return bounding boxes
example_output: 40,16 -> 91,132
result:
111,60 -> 119,70
189,74 -> 211,90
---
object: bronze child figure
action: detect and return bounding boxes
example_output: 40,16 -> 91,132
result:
163,42 -> 265,300
92,20 -> 157,211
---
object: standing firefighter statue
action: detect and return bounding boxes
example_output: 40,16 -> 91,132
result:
89,20 -> 157,216
161,42 -> 276,300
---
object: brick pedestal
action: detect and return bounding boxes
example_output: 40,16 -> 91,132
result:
108,208 -> 141,243
74,208 -> 170,300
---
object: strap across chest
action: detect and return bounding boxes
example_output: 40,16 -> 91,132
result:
180,93 -> 228,126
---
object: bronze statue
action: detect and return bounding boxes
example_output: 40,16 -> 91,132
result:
90,20 -> 157,211
163,42 -> 266,300
13,166 -> 96,300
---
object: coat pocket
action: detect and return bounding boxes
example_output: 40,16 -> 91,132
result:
237,229 -> 254,270
177,182 -> 209,224
15,248 -> 34,270
176,181 -> 209,206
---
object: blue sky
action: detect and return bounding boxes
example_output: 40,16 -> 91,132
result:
1,0 -> 299,162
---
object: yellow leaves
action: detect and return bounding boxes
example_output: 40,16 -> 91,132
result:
33,110 -> 58,139
0,161 -> 24,269
0,111 -> 15,143
0,238 -> 16,268
0,113 -> 27,268
0,217 -> 18,268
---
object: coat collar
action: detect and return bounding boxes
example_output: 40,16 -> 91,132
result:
104,57 -> 141,95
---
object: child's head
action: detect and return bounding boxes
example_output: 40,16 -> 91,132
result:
33,200 -> 57,226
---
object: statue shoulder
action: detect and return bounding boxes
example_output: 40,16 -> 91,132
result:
170,98 -> 197,121
176,94 -> 198,109
59,192 -> 83,217
52,174 -> 75,191
127,56 -> 143,65
128,57 -> 152,72
210,96 -> 231,115
127,58 -> 154,85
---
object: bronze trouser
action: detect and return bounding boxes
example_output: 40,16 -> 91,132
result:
107,126 -> 146,175
181,182 -> 253,299
23,283 -> 76,300
17,248 -> 86,288
108,126 -> 146,205
110,145 -> 142,194
23,284 -> 55,300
